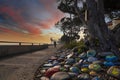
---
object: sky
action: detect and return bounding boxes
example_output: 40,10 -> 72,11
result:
0,0 -> 64,44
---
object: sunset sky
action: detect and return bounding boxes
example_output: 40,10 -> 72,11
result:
0,0 -> 64,43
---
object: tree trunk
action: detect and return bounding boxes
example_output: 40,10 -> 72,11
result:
86,0 -> 120,58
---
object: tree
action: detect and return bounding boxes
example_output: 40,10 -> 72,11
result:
56,15 -> 82,43
57,0 -> 120,58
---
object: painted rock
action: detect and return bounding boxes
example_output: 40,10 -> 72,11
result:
52,60 -> 59,66
50,72 -> 71,80
89,64 -> 101,71
68,72 -> 77,78
81,67 -> 89,73
93,60 -> 102,64
79,52 -> 87,59
89,71 -> 97,76
70,67 -> 80,74
107,66 -> 120,78
43,63 -> 53,67
67,53 -> 74,59
64,65 -> 71,69
105,55 -> 118,62
65,58 -> 75,65
40,76 -> 49,80
87,50 -> 96,57
78,73 -> 90,80
98,52 -> 114,57
50,56 -> 57,60
103,61 -> 115,67
60,67 -> 67,72
45,66 -> 60,77
87,57 -> 98,62
92,76 -> 101,80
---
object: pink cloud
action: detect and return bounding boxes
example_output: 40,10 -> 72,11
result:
0,6 -> 41,35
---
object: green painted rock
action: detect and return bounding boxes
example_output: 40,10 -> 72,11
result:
107,66 -> 120,78
87,50 -> 96,57
81,67 -> 89,73
89,63 -> 102,71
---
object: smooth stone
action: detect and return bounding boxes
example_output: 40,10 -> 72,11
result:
67,53 -> 74,59
88,57 -> 98,62
70,67 -> 80,74
82,64 -> 89,67
43,63 -> 53,67
73,62 -> 81,68
60,67 -> 67,72
78,52 -> 87,59
93,61 -> 102,64
52,60 -> 59,66
81,67 -> 89,73
103,61 -> 115,67
40,76 -> 49,80
98,52 -> 114,57
51,72 -> 71,80
45,66 -> 60,77
87,50 -> 96,57
78,73 -> 90,80
68,72 -> 77,78
92,76 -> 101,80
65,58 -> 75,65
89,71 -> 97,76
105,55 -> 118,62
51,56 -> 57,60
89,64 -> 101,71
107,66 -> 120,78
64,65 -> 71,69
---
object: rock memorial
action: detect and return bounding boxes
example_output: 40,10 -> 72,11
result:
34,49 -> 120,80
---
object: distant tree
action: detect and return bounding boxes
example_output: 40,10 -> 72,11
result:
57,0 -> 120,58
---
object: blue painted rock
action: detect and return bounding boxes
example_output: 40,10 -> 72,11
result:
92,77 -> 101,80
52,60 -> 59,66
68,72 -> 77,78
65,58 -> 75,65
50,72 -> 71,80
89,64 -> 101,71
87,57 -> 98,62
107,66 -> 120,79
105,55 -> 118,62
103,61 -> 115,67
78,73 -> 90,80
87,50 -> 96,57
70,67 -> 80,74
79,52 -> 87,59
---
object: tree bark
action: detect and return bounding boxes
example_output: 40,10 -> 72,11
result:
86,0 -> 120,58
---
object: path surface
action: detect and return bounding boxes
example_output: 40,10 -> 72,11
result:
0,45 -> 61,80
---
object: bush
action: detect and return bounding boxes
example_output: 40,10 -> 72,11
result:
63,40 -> 88,53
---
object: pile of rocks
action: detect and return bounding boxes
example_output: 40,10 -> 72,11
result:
34,49 -> 120,80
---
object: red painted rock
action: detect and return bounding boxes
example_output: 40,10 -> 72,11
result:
45,66 -> 60,78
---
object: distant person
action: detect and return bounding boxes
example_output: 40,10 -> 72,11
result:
50,37 -> 53,44
53,41 -> 57,48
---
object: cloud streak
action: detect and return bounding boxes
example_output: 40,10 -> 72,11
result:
0,0 -> 63,35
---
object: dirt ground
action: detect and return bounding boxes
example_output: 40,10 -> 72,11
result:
0,45 -> 60,80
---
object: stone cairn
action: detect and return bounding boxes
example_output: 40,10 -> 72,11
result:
34,48 -> 120,80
